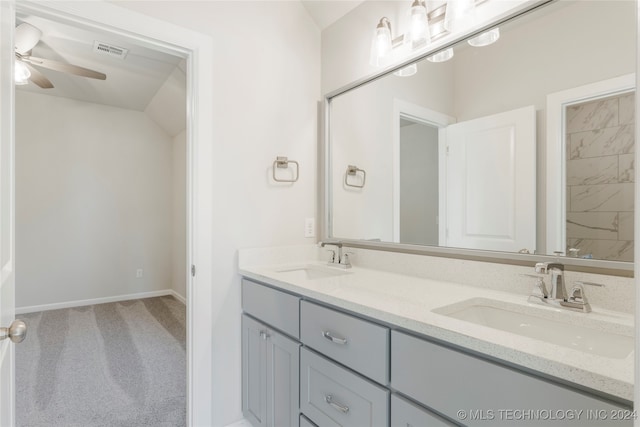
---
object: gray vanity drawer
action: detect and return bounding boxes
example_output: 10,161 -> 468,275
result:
300,300 -> 389,384
391,394 -> 456,427
242,279 -> 300,338
300,348 -> 389,427
391,331 -> 631,426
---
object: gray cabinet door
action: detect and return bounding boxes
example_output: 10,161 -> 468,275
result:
242,279 -> 300,338
300,348 -> 389,427
243,314 -> 268,427
391,394 -> 456,427
243,314 -> 301,427
301,300 -> 389,385
267,328 -> 300,427
391,331 -> 632,427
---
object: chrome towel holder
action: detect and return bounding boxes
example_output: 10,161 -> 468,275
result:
272,156 -> 299,183
345,165 -> 366,188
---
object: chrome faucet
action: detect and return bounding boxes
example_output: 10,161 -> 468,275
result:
319,241 -> 352,269
528,262 -> 603,313
534,262 -> 565,300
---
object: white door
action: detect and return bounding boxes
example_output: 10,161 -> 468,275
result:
444,105 -> 536,253
0,1 -> 22,425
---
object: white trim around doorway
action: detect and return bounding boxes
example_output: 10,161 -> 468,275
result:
12,2 -> 214,426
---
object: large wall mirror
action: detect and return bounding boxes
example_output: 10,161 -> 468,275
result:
326,0 -> 635,269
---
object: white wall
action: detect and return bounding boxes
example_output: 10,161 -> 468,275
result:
331,63 -> 454,240
113,2 -> 320,425
16,91 -> 174,308
172,130 -> 187,299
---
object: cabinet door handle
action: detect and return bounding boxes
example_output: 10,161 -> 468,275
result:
324,394 -> 349,414
259,330 -> 270,340
322,330 -> 347,345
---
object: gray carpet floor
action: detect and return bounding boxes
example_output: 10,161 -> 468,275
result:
16,296 -> 186,427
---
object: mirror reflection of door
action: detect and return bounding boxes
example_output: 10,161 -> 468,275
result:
444,106 -> 536,253
399,118 -> 440,246
565,91 -> 635,261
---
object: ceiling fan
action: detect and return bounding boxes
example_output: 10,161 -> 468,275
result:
14,22 -> 107,89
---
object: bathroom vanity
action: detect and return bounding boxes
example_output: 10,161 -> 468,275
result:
239,248 -> 634,427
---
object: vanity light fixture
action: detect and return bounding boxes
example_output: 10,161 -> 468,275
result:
394,63 -> 418,77
427,48 -> 454,63
370,0 -> 430,70
14,60 -> 30,85
371,17 -> 396,67
408,0 -> 430,50
468,27 -> 500,47
443,0 -> 477,34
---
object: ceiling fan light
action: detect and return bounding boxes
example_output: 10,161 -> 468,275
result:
14,61 -> 30,85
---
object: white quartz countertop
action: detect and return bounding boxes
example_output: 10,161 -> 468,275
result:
239,261 -> 634,401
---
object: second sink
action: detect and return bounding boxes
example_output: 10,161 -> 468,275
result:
433,298 -> 633,359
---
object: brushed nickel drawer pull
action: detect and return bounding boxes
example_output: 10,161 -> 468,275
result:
322,330 -> 348,345
325,394 -> 349,414
259,330 -> 270,340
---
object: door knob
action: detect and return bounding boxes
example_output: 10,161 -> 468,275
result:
0,320 -> 27,344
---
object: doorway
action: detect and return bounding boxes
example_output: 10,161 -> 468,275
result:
1,2 -> 215,426
14,11 -> 187,427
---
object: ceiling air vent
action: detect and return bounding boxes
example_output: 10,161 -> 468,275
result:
93,41 -> 129,60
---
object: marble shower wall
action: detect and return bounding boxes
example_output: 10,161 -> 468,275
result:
565,92 -> 635,261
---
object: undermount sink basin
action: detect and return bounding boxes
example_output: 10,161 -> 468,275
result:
274,265 -> 351,280
433,299 -> 634,359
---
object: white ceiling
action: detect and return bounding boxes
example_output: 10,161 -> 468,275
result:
301,0 -> 365,30
15,14 -> 184,113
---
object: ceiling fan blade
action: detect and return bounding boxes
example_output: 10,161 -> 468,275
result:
25,63 -> 54,89
23,56 -> 107,80
15,23 -> 42,55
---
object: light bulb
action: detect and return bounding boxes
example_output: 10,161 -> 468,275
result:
371,18 -> 393,67
427,48 -> 454,63
376,25 -> 392,60
14,61 -> 30,85
468,28 -> 500,47
408,0 -> 429,49
444,0 -> 477,34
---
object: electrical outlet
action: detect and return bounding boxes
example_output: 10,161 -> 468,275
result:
136,269 -> 143,278
304,217 -> 315,238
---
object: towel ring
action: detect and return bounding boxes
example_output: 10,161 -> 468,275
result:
345,165 -> 366,188
272,156 -> 299,183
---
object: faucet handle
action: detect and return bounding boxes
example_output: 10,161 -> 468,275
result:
568,281 -> 602,311
521,273 -> 548,298
573,281 -> 604,288
326,249 -> 336,263
340,251 -> 354,267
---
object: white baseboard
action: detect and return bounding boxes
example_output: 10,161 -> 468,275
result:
16,289 -> 182,314
170,289 -> 186,305
224,419 -> 253,427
